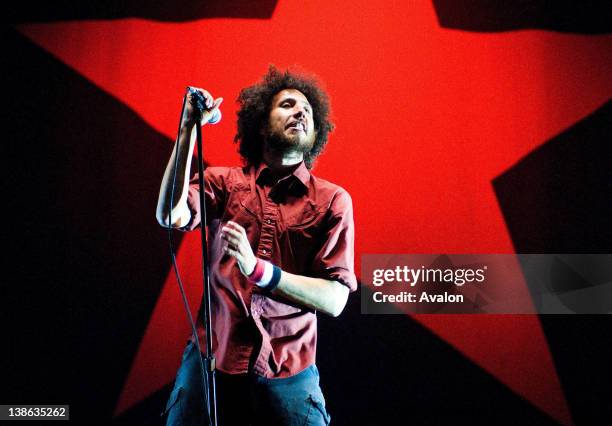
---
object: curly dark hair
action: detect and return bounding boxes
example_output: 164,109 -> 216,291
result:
235,65 -> 334,170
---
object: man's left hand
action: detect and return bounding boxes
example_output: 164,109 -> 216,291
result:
221,221 -> 257,277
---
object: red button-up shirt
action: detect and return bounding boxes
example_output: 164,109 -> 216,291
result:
182,161 -> 357,378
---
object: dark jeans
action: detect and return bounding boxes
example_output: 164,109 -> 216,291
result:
164,341 -> 331,426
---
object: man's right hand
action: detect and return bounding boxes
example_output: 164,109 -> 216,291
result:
183,87 -> 223,128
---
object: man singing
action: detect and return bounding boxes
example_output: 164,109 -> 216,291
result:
156,66 -> 357,425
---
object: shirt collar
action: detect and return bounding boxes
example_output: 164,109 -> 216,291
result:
255,160 -> 310,189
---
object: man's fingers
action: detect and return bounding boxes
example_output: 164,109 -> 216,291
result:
222,228 -> 250,251
222,222 -> 252,274
224,247 -> 245,267
222,234 -> 241,248
222,226 -> 243,241
226,221 -> 243,231
226,221 -> 247,236
187,87 -> 214,108
201,90 -> 214,108
223,224 -> 247,241
222,233 -> 240,244
212,97 -> 223,110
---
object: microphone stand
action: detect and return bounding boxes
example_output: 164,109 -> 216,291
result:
194,107 -> 217,426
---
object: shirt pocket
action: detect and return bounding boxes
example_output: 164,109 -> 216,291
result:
215,187 -> 261,263
221,184 -> 260,225
284,199 -> 325,228
284,201 -> 326,272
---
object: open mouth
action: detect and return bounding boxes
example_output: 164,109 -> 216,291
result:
286,121 -> 306,132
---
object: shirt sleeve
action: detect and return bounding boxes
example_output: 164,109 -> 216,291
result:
180,167 -> 228,231
310,189 -> 358,292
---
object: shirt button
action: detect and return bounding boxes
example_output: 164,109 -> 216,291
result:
262,249 -> 267,254
266,219 -> 272,224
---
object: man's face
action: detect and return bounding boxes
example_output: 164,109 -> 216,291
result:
264,89 -> 316,153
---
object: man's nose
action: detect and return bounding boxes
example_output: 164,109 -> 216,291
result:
293,107 -> 305,118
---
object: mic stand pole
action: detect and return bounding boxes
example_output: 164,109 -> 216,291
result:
194,115 -> 218,426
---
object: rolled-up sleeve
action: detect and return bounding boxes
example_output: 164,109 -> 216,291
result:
180,167 -> 228,231
311,189 -> 358,292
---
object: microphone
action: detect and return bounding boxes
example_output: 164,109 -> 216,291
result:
206,108 -> 222,125
188,87 -> 222,124
208,108 -> 221,124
